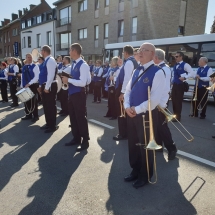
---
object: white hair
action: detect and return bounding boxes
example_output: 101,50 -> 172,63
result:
155,48 -> 165,60
200,57 -> 208,63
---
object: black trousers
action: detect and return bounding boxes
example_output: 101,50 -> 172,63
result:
127,110 -> 158,180
192,87 -> 208,117
24,84 -> 38,117
171,83 -> 184,120
106,86 -> 117,118
94,82 -> 101,102
59,89 -> 69,114
68,92 -> 89,143
9,79 -> 18,104
115,85 -> 122,117
0,80 -> 8,102
42,82 -> 57,129
156,110 -> 176,153
101,78 -> 107,98
89,82 -> 94,94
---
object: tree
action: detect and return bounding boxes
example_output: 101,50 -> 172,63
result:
210,16 -> 215,33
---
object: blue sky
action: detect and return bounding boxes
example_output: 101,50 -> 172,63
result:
0,0 -> 214,34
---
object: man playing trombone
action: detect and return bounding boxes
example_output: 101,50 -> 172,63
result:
190,57 -> 213,119
124,43 -> 165,189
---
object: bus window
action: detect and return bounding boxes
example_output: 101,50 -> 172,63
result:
168,43 -> 198,67
105,50 -> 110,62
200,42 -> 215,67
110,50 -> 119,60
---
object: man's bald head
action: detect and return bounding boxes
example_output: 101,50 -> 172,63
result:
138,42 -> 155,64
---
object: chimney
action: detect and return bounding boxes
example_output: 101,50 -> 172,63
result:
1,21 -> 5,26
11,13 -> 18,21
4,19 -> 10,25
18,10 -> 22,18
41,0 -> 45,3
29,4 -> 36,10
23,8 -> 28,15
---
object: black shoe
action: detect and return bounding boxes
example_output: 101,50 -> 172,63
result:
97,101 -> 101,103
31,117 -> 39,123
60,113 -> 68,117
44,126 -> 59,133
133,179 -> 148,189
103,115 -> 111,117
168,150 -> 177,160
156,148 -> 163,152
40,124 -> 49,130
21,115 -> 32,120
10,103 -> 19,107
113,135 -> 127,141
57,110 -> 64,115
76,143 -> 89,152
200,116 -> 205,119
124,174 -> 138,182
109,117 -> 117,120
65,140 -> 81,146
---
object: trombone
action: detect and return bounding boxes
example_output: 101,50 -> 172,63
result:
139,86 -> 162,184
192,78 -> 199,116
157,106 -> 194,142
197,84 -> 215,111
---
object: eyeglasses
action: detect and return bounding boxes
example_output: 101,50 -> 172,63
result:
137,48 -> 151,53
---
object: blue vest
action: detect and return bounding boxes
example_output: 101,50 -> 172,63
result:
93,67 -> 103,82
39,57 -> 50,85
57,62 -> 63,70
196,66 -> 210,88
105,67 -> 119,87
172,62 -> 186,84
8,65 -> 15,81
103,66 -> 110,76
89,65 -> 94,73
130,65 -> 160,108
115,56 -> 138,89
68,60 -> 84,95
22,64 -> 36,87
39,63 -> 43,72
0,69 -> 6,78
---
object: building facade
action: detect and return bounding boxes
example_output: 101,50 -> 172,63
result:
53,0 -> 208,61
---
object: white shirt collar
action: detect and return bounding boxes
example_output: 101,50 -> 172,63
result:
141,60 -> 154,70
203,64 -> 207,68
73,57 -> 82,64
158,61 -> 165,66
45,55 -> 51,60
178,61 -> 183,64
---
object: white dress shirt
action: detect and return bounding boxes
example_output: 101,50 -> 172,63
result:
177,61 -> 194,79
8,64 -> 19,76
124,60 -> 166,114
102,67 -> 111,78
94,67 -> 103,79
58,64 -> 71,73
68,57 -> 91,87
196,65 -> 213,82
121,59 -> 134,94
158,61 -> 172,108
20,64 -> 40,88
45,55 -> 57,90
0,69 -> 8,80
109,68 -> 120,87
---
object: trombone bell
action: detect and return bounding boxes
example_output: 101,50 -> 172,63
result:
146,140 -> 162,150
62,83 -> 69,90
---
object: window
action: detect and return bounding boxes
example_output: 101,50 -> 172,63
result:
47,31 -> 52,46
132,17 -> 137,34
60,6 -> 71,25
8,31 -> 10,42
200,42 -> 215,67
8,46 -> 10,56
37,34 -> 41,48
118,20 -> 124,37
178,26 -> 184,35
22,21 -> 25,29
4,33 -> 6,43
78,28 -> 87,39
95,0 -> 99,9
28,36 -> 31,48
104,23 -> 109,38
95,25 -> 99,39
78,0 -> 88,12
27,19 -> 31,27
60,32 -> 71,49
22,37 -> 26,49
105,0 -> 109,7
37,16 -> 42,24
32,17 -> 37,25
12,28 -> 18,36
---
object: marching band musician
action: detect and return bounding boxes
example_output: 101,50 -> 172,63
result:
38,45 -> 58,133
153,49 -> 177,160
113,45 -> 138,141
104,57 -> 120,119
20,54 -> 40,122
190,57 -> 213,119
7,57 -> 19,107
57,56 -> 71,116
92,60 -> 103,103
124,43 -> 166,188
0,62 -> 8,103
62,43 -> 91,152
56,55 -> 63,70
171,51 -> 194,122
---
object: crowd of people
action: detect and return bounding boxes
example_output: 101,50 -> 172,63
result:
0,42 -> 214,189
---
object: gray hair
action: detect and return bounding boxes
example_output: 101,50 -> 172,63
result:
200,57 -> 208,63
111,56 -> 118,66
155,48 -> 165,60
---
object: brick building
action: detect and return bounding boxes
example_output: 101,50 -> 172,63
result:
53,0 -> 208,61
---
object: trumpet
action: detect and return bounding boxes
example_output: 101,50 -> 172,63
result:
197,84 -> 215,111
61,71 -> 72,90
139,86 -> 162,184
157,106 -> 194,142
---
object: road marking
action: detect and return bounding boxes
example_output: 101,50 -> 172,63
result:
88,119 -> 115,129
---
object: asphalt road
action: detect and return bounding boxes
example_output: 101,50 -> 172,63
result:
0,94 -> 215,215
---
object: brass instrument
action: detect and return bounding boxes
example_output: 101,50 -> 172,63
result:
157,106 -> 194,142
61,71 -> 72,90
140,86 -> 162,184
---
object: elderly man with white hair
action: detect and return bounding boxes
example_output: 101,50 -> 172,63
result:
190,57 -> 213,119
123,43 -> 166,189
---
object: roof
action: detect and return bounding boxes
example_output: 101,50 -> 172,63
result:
53,0 -> 69,6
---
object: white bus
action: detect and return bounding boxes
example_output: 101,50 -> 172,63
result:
104,34 -> 215,101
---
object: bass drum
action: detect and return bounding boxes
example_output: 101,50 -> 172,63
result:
56,74 -> 62,93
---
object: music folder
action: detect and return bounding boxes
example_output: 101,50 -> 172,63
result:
61,71 -> 72,78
